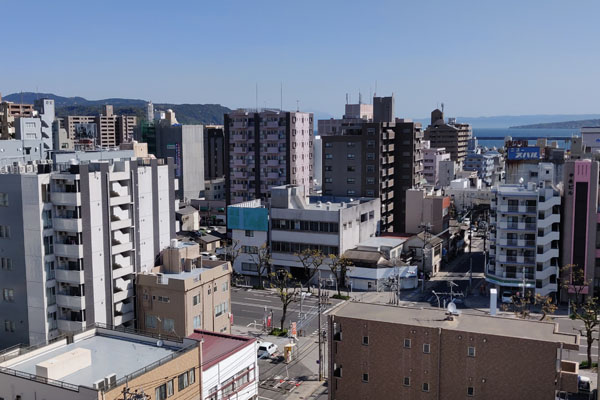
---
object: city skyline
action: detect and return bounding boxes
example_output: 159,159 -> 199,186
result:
2,0 -> 599,118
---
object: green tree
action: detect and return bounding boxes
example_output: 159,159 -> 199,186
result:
295,249 -> 325,290
328,255 -> 352,297
570,297 -> 600,368
270,269 -> 300,331
250,243 -> 272,290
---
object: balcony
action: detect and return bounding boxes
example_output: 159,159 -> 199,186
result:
498,221 -> 536,231
54,243 -> 84,258
57,319 -> 86,332
267,159 -> 280,167
266,133 -> 280,141
115,300 -> 134,314
267,172 -> 280,179
56,294 -> 85,310
498,204 -> 537,214
113,287 -> 134,303
536,248 -> 559,263
114,311 -> 135,326
55,269 -> 84,284
233,171 -> 248,179
232,184 -> 247,191
233,159 -> 247,167
51,192 -> 81,206
111,218 -> 132,231
537,213 -> 560,229
110,195 -> 131,206
55,218 -> 82,233
266,147 -> 279,154
112,242 -> 133,255
233,146 -> 246,154
114,277 -> 133,293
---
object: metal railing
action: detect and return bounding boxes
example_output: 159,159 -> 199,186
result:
0,366 -> 80,392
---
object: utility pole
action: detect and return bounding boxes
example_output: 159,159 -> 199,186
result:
468,215 -> 473,294
318,270 -> 323,381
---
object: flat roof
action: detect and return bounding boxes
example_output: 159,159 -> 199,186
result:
358,237 -> 406,248
332,302 -> 579,348
5,334 -> 176,387
189,330 -> 255,371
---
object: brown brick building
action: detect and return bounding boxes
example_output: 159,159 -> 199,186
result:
328,302 -> 579,400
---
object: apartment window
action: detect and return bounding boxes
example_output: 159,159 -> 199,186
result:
145,315 -> 157,329
178,369 -> 195,391
163,318 -> 175,332
362,336 -> 369,345
468,346 -> 476,357
325,177 -> 333,183
366,165 -> 375,173
325,166 -> 333,172
4,320 -> 15,332
362,373 -> 369,382
242,245 -> 258,254
423,344 -> 430,354
404,338 -> 411,348
222,281 -> 228,291
158,296 -> 170,303
193,294 -> 200,306
347,153 -> 355,160
367,140 -> 376,148
366,190 -> 374,197
347,142 -> 356,148
366,153 -> 375,160
155,383 -> 167,400
1,257 -> 12,271
0,193 -> 8,207
347,178 -> 355,184
403,377 -> 410,386
347,190 -> 356,196
43,235 -> 53,255
3,289 -> 14,302
41,210 -> 53,230
366,177 -> 375,185
0,225 -> 10,239
193,315 -> 202,329
422,383 -> 430,392
325,142 -> 333,148
41,183 -> 50,202
245,230 -> 254,237
325,154 -> 333,160
467,387 -> 475,396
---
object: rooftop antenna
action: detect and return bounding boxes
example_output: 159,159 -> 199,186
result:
345,93 -> 348,105
280,82 -> 283,112
369,87 -> 372,104
441,102 -> 445,113
374,80 -> 377,97
359,91 -> 362,105
296,100 -> 300,112
255,83 -> 258,112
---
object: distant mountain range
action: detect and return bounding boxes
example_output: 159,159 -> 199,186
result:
2,92 -> 231,125
510,119 -> 600,129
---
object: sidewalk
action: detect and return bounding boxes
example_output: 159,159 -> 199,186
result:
286,380 -> 327,399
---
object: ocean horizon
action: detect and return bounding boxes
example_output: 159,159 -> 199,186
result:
473,127 -> 577,149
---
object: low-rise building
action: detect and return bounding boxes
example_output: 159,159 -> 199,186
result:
137,240 -> 232,337
405,188 -> 450,235
423,146 -> 451,186
0,324 -> 202,400
176,205 -> 200,232
328,302 -> 579,400
228,185 -> 380,285
401,232 -> 443,276
444,178 -> 493,213
463,152 -> 495,185
189,330 -> 258,400
191,198 -> 227,226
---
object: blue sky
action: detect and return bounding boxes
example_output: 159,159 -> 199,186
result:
1,0 -> 599,118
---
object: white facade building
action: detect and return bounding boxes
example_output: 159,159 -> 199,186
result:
228,185 -> 380,285
0,157 -> 176,349
487,163 -> 561,298
423,147 -> 451,186
444,178 -> 493,212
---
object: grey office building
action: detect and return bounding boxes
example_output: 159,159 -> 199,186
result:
204,125 -> 225,180
155,122 -> 205,201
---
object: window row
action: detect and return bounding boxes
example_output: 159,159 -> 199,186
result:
272,219 -> 339,233
271,241 -> 338,255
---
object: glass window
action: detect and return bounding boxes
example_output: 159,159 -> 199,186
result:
193,315 -> 202,329
422,383 -> 430,392
423,344 -> 430,353
404,338 -> 411,348
0,193 -> 8,207
167,379 -> 174,397
145,315 -> 157,329
178,372 -> 189,391
155,383 -> 167,400
468,346 -> 476,357
403,377 -> 410,386
163,318 -> 174,332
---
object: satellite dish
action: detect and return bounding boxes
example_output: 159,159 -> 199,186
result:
518,177 -> 524,185
156,340 -> 164,347
447,302 -> 461,316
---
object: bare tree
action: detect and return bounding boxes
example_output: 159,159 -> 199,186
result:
250,243 -> 272,290
270,269 -> 300,331
224,239 -> 242,284
571,297 -> 600,368
328,254 -> 352,297
295,249 -> 325,290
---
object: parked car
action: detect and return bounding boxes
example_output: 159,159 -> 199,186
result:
501,291 -> 514,304
200,252 -> 218,261
257,342 -> 278,358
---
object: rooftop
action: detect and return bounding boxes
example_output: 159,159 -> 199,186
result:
357,237 -> 406,249
332,302 -> 579,349
188,330 -> 256,371
160,260 -> 229,281
1,328 -> 194,389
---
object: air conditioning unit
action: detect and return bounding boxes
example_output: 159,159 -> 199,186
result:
104,373 -> 117,387
92,379 -> 106,390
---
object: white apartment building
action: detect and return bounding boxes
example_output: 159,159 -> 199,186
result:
224,109 -> 314,204
423,147 -> 451,186
487,163 -> 561,298
228,185 -> 380,284
0,157 -> 176,349
444,177 -> 493,213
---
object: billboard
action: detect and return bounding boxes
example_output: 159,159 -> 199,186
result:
507,147 -> 540,160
